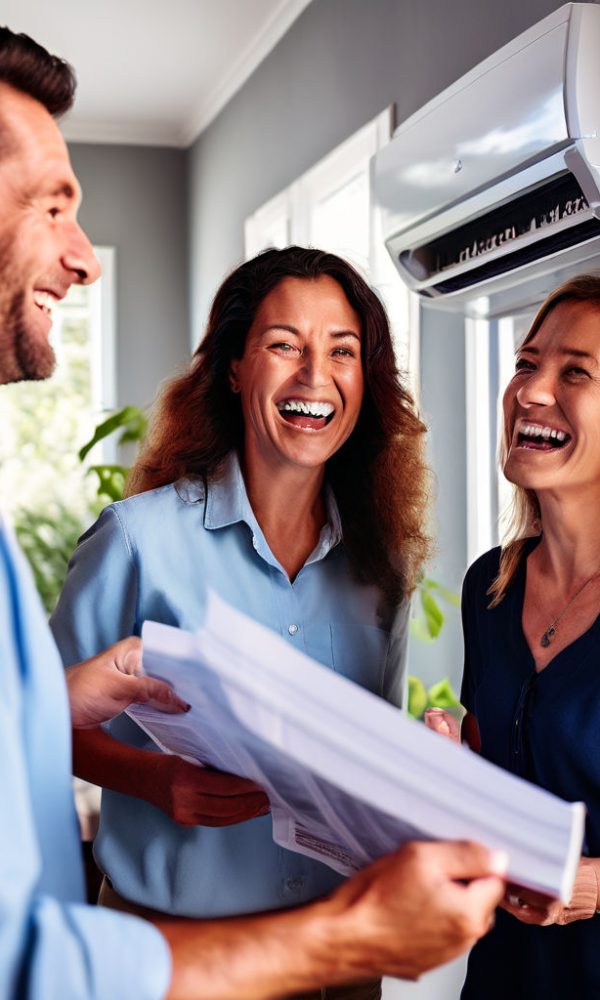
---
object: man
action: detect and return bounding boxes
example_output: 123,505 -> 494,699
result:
0,26 -> 506,999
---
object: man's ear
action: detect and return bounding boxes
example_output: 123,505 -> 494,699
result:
228,360 -> 240,393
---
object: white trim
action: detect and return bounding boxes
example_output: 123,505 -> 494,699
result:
88,246 -> 117,414
245,190 -> 292,259
180,0 -> 313,147
61,118 -> 183,148
465,318 -> 493,564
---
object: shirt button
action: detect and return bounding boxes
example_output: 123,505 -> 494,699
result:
288,624 -> 299,635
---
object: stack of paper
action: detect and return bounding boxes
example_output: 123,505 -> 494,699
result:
127,590 -> 585,901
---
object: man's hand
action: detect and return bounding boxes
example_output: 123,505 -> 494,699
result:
66,637 -> 190,728
147,753 -> 270,827
323,840 -> 507,982
160,839 -> 507,999
502,857 -> 600,926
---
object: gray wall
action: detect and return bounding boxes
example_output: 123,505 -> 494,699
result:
187,0 -> 569,690
69,144 -> 190,409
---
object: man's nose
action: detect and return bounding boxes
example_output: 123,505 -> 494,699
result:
62,223 -> 102,285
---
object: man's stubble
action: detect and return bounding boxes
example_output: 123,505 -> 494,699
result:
0,233 -> 56,386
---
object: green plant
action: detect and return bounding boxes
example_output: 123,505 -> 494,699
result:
14,405 -> 147,612
407,675 -> 461,721
407,578 -> 462,720
14,504 -> 85,614
79,405 -> 147,504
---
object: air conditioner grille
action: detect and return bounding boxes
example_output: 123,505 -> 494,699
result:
430,218 -> 600,295
400,173 -> 592,283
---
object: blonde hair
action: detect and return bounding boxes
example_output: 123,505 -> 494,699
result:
488,273 -> 600,606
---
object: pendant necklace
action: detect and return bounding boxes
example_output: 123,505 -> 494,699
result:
540,572 -> 600,648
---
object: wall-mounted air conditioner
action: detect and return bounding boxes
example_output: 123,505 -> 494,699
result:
372,3 -> 600,313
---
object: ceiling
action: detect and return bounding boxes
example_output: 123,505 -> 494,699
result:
1,0 -> 313,147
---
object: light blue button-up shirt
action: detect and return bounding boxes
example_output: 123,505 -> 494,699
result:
51,452 -> 408,918
0,517 -> 171,999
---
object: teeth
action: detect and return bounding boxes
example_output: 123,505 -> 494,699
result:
519,423 -> 568,442
33,291 -> 57,315
277,400 -> 335,418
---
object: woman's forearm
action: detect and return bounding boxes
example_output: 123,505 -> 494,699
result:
72,726 -> 162,801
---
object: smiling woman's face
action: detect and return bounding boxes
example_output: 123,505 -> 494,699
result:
502,300 -> 600,496
230,274 -> 364,475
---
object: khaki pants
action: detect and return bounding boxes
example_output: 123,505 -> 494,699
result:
98,878 -> 382,1000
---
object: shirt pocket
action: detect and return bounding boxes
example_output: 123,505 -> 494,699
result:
329,623 -> 390,696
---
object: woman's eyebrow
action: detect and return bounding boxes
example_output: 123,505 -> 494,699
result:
262,323 -> 300,336
520,345 -> 595,359
331,330 -> 361,342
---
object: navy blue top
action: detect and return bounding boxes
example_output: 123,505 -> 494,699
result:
460,542 -> 600,999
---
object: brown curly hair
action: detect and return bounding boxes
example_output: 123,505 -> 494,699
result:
127,247 -> 430,602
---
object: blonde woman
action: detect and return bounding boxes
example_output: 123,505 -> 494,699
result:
427,275 -> 600,999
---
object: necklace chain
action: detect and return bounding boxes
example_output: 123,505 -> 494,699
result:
539,572 -> 600,648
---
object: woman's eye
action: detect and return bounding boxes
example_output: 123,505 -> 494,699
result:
332,347 -> 354,358
514,358 -> 534,373
270,342 -> 299,355
565,366 -> 590,379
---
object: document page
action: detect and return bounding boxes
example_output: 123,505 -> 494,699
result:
127,591 -> 585,900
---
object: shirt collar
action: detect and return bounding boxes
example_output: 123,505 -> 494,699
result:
204,451 -> 342,565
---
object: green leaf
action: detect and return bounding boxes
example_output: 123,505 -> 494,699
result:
427,678 -> 460,709
78,406 -> 146,461
13,503 -> 84,614
118,409 -> 148,446
86,464 -> 128,503
409,616 -> 435,642
407,675 -> 428,719
420,588 -> 444,639
421,578 -> 461,608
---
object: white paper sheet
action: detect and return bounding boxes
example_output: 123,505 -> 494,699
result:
126,590 -> 585,899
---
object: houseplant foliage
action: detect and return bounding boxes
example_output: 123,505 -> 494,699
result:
14,405 -> 147,613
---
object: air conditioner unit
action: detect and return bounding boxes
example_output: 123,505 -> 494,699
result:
372,3 -> 600,314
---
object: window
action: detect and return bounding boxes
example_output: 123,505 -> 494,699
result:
244,110 -> 420,388
466,307 -> 536,563
0,246 -> 116,523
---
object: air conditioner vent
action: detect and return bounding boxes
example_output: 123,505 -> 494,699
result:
399,173 -> 592,284
429,217 -> 600,295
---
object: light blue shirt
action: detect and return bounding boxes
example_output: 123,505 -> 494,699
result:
51,452 -> 408,917
0,516 -> 171,999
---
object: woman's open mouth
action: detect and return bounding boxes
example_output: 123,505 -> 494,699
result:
276,399 -> 335,432
516,422 -> 571,451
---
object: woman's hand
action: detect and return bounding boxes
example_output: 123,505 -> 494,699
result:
501,858 -> 600,925
424,708 -> 462,743
147,753 -> 271,827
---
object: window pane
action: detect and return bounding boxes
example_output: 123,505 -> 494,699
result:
0,285 -> 101,522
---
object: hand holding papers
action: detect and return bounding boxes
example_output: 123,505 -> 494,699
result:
127,591 -> 585,901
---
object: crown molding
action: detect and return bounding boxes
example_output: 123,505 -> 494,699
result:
61,117 -> 183,148
179,0 -> 313,147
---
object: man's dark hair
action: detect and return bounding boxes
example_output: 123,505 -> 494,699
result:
0,26 -> 76,116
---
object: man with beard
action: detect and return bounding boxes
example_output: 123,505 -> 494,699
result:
0,25 -> 506,1000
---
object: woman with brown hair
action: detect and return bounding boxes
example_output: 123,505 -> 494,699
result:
50,246 -> 429,1000
427,274 -> 600,999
